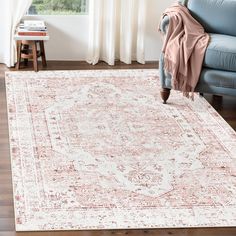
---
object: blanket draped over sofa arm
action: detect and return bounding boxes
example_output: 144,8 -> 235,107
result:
159,3 -> 210,98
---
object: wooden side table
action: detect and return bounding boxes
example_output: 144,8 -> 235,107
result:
14,34 -> 49,72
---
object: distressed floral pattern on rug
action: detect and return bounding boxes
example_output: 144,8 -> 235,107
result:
5,69 -> 236,231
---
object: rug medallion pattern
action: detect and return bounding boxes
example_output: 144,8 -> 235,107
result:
5,70 -> 236,231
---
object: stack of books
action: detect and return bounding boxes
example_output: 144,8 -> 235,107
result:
17,20 -> 47,36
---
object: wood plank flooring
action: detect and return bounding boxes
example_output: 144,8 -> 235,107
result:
0,61 -> 236,236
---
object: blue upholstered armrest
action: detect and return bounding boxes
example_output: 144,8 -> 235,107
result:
159,15 -> 169,34
178,0 -> 188,6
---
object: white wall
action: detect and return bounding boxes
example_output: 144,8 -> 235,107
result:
24,15 -> 89,61
145,0 -> 173,61
25,0 -> 173,62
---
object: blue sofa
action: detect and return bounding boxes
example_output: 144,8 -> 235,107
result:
160,0 -> 236,103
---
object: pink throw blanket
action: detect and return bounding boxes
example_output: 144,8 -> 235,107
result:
160,3 -> 210,98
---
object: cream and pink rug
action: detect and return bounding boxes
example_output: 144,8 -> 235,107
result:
5,69 -> 236,231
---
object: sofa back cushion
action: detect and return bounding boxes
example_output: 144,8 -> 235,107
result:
185,0 -> 236,37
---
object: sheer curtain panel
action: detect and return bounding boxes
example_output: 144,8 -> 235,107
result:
87,0 -> 147,65
0,0 -> 32,67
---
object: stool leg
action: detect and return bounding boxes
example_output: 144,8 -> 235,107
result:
23,44 -> 29,66
16,41 -> 22,70
32,41 -> 38,72
39,41 -> 47,67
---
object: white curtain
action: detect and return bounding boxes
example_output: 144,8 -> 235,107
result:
87,0 -> 146,66
0,0 -> 32,67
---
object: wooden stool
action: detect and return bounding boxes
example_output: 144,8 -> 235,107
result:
16,40 -> 47,72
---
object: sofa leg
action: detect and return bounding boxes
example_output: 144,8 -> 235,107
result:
212,95 -> 223,110
161,88 -> 171,104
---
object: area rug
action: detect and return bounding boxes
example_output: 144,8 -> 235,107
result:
5,69 -> 236,231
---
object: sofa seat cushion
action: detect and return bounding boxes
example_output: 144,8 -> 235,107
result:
204,34 -> 236,72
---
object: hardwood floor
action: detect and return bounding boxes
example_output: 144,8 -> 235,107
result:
0,61 -> 236,236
